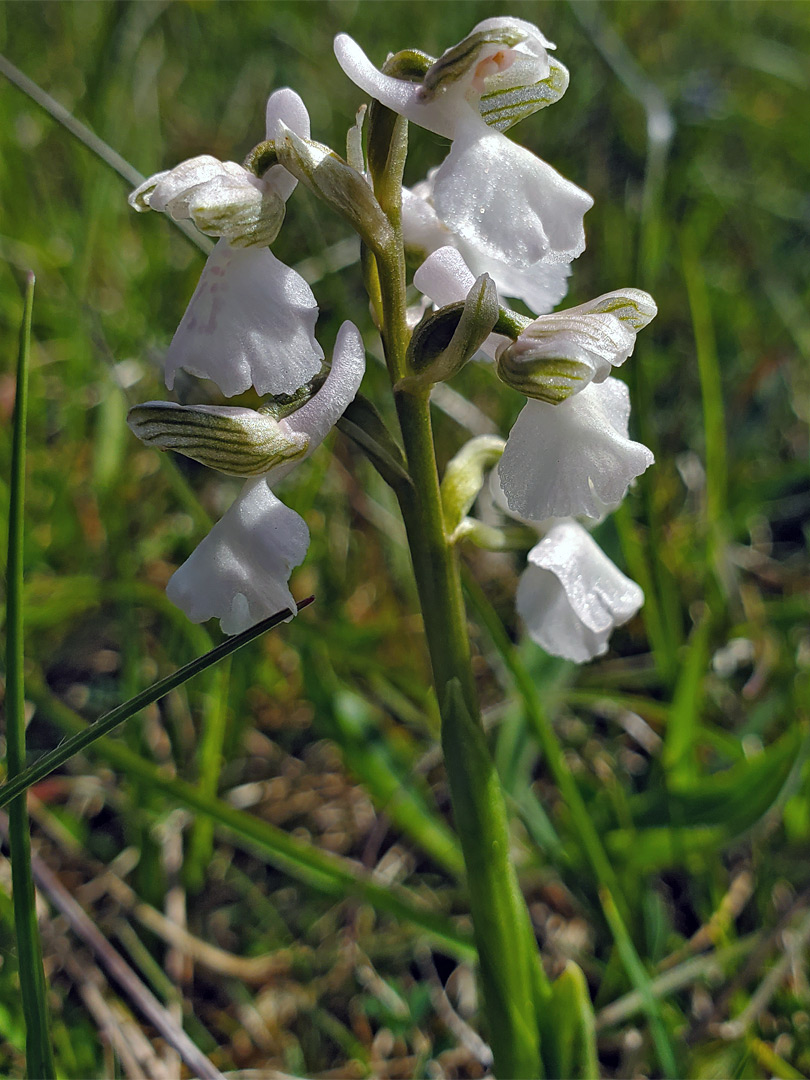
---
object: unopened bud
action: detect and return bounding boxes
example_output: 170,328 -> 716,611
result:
275,124 -> 393,252
128,402 -> 308,476
441,434 -> 506,537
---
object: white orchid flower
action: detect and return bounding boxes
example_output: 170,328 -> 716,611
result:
416,247 -> 654,518
130,89 -> 309,246
131,322 -> 365,634
335,17 -> 593,269
130,89 -> 325,398
403,170 -> 571,314
516,520 -> 644,662
498,377 -> 654,521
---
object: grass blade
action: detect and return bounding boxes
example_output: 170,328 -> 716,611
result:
4,272 -> 56,1078
22,682 -> 475,961
600,889 -> 679,1079
0,599 -> 314,811
682,230 -> 729,575
185,658 -> 232,893
0,53 -> 213,257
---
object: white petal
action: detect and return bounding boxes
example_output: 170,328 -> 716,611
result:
334,33 -> 459,138
402,185 -> 451,254
517,522 -> 643,662
404,170 -> 571,313
404,174 -> 570,314
432,112 -> 593,268
460,241 -> 570,314
131,155 -> 226,213
279,321 -> 365,451
167,478 -> 309,635
264,88 -> 311,202
498,378 -> 654,520
413,246 -> 476,307
165,239 -> 323,398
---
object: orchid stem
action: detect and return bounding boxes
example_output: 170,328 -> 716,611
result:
368,103 -> 548,1077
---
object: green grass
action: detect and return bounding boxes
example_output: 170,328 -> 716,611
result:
1,1 -> 809,1076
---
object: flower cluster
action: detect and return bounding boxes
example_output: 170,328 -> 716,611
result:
127,16 -> 656,663
337,19 -> 656,661
128,89 -> 365,633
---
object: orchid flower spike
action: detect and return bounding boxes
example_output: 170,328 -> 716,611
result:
516,520 -> 644,662
130,90 -> 325,397
335,18 -> 593,269
129,322 -> 365,634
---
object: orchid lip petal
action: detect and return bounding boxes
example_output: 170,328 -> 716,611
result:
432,112 -> 593,269
404,175 -> 571,314
517,521 -> 643,662
165,239 -> 323,398
166,478 -> 309,635
498,378 -> 654,521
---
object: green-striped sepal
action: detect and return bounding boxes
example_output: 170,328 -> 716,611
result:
127,401 -> 308,476
479,58 -> 569,131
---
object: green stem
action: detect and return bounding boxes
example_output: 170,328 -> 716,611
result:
464,571 -> 627,915
369,155 -> 547,1072
393,387 -> 545,1077
5,273 -> 56,1078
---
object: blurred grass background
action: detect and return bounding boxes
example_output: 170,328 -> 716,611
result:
1,1 -> 809,1076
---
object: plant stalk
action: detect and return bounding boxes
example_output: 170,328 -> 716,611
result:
371,165 -> 547,1072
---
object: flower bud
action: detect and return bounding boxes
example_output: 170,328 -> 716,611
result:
274,124 -> 393,252
128,402 -> 308,476
441,434 -> 505,537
